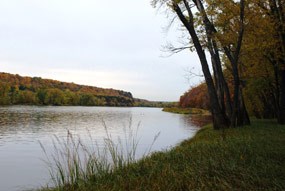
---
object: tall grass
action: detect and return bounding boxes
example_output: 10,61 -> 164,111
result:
41,119 -> 284,191
40,118 -> 159,190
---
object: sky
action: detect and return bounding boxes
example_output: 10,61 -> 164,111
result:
0,0 -> 203,101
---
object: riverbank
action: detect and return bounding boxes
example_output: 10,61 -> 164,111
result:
42,119 -> 285,191
162,107 -> 210,115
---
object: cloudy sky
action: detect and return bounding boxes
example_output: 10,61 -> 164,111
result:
0,0 -> 202,101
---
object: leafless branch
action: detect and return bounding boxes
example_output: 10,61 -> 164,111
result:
166,45 -> 191,53
184,66 -> 204,85
160,41 -> 192,57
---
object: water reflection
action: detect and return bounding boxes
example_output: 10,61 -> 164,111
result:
0,106 -> 203,191
180,114 -> 212,130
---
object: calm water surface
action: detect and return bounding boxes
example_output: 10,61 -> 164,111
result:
0,106 -> 206,191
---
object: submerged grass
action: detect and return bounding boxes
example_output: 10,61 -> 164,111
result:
42,119 -> 285,191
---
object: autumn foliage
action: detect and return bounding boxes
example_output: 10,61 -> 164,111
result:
0,72 -> 134,106
154,0 -> 285,126
179,83 -> 210,110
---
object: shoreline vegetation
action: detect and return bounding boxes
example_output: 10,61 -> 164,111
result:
41,119 -> 285,191
162,107 -> 210,115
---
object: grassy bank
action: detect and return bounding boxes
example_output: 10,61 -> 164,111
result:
162,107 -> 210,115
42,120 -> 285,191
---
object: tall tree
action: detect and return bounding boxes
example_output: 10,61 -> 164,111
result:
206,0 -> 250,126
153,0 -> 252,128
0,82 -> 10,105
153,0 -> 230,129
268,0 -> 285,124
235,0 -> 285,123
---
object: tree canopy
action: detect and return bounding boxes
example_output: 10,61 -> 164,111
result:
153,0 -> 285,127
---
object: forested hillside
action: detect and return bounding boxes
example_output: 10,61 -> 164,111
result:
0,72 -> 134,106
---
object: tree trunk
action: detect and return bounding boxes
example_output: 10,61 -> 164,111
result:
173,1 -> 229,129
230,66 -> 240,127
269,0 -> 285,124
209,41 -> 225,112
278,67 -> 285,124
193,0 -> 248,127
237,88 -> 250,126
213,41 -> 233,118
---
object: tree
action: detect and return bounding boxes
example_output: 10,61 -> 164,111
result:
44,88 -> 66,106
18,91 -> 37,104
206,0 -> 250,127
79,93 -> 97,106
9,85 -> 19,104
179,83 -> 210,109
223,0 -> 285,123
0,82 -> 11,105
64,89 -> 80,105
152,0 -> 252,129
267,0 -> 285,124
37,89 -> 47,105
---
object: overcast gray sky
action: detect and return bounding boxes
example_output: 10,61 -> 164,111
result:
0,0 -> 202,101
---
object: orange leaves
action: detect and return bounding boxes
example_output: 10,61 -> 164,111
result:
179,83 -> 210,109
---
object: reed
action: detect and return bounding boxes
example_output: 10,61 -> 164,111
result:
40,118 -> 159,190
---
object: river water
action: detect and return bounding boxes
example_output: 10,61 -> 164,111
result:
0,106 -> 206,191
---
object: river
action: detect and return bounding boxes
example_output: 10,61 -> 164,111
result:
0,106 -> 206,191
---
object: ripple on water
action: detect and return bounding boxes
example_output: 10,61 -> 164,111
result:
0,106 -> 203,191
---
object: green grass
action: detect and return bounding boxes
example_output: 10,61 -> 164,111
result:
42,119 -> 285,191
162,107 -> 210,115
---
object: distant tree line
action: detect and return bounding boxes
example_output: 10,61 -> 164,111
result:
0,73 -> 134,106
134,98 -> 176,108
